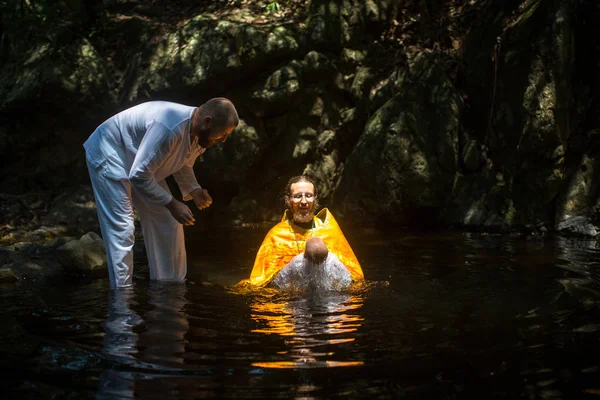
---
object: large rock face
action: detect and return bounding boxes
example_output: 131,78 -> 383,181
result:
442,0 -> 597,232
1,0 -> 600,234
335,53 -> 461,227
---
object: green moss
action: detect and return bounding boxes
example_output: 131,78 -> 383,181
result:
504,199 -> 516,224
508,0 -> 543,29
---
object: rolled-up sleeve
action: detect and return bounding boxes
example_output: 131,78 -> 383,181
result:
128,121 -> 176,206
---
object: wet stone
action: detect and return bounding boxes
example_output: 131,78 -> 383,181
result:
13,242 -> 36,253
0,246 -> 16,266
56,232 -> 106,274
43,236 -> 77,250
0,267 -> 17,283
1,230 -> 27,243
557,216 -> 598,237
28,226 -> 68,242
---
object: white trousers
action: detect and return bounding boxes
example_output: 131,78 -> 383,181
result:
87,160 -> 187,288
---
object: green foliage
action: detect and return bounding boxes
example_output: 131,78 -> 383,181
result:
266,1 -> 281,16
0,0 -> 102,62
265,0 -> 296,16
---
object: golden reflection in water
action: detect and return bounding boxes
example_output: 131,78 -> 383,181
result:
248,290 -> 365,369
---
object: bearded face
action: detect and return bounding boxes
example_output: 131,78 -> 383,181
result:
197,126 -> 217,148
286,181 -> 317,224
197,123 -> 234,149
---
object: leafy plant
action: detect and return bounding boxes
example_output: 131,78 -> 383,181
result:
265,1 -> 281,16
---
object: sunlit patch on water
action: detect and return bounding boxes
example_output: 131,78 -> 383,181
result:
244,290 -> 366,369
228,281 -> 385,370
252,360 -> 365,369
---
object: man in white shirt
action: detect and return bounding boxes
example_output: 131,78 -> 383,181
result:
84,98 -> 238,288
271,236 -> 353,292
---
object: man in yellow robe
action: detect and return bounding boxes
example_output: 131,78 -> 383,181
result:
241,175 -> 364,287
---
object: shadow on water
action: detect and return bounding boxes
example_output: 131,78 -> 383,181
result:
2,229 -> 600,398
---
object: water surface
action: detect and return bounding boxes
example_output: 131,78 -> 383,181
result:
2,228 -> 600,399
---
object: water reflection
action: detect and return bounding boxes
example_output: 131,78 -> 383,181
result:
553,236 -> 600,302
97,288 -> 140,399
6,229 -> 600,398
139,283 -> 190,366
97,283 -> 190,399
249,291 -> 365,369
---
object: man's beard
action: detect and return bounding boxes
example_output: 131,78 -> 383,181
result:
293,207 -> 314,224
197,127 -> 217,148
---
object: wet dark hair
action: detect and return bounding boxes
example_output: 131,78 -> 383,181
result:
284,175 -> 320,211
305,236 -> 328,264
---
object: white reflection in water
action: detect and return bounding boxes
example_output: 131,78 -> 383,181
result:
97,287 -> 140,399
139,282 -> 190,366
97,282 -> 190,399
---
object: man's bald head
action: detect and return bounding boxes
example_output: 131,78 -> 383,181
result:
305,236 -> 328,265
198,97 -> 239,131
193,97 -> 239,148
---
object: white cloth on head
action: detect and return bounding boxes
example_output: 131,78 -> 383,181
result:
84,101 -> 204,288
271,252 -> 352,292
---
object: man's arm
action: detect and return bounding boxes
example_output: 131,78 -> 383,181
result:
164,199 -> 195,226
128,121 -> 195,225
172,166 -> 202,201
173,168 -> 213,211
129,121 -> 176,205
172,147 -> 213,210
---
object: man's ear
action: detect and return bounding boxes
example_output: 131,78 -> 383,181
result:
203,115 -> 212,128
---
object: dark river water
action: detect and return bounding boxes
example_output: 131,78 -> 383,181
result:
2,227 -> 600,399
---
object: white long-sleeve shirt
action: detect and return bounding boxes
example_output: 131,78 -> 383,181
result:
84,101 -> 205,205
271,252 -> 353,292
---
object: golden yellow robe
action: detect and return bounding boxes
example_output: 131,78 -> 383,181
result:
241,208 -> 364,286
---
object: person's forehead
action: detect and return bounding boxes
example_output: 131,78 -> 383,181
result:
290,181 -> 314,194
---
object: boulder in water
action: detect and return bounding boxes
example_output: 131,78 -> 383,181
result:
56,232 -> 107,275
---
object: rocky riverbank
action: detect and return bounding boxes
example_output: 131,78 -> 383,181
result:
0,187 -> 106,284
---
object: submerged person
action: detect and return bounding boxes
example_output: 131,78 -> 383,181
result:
240,175 -> 363,288
271,236 -> 352,292
84,98 -> 239,288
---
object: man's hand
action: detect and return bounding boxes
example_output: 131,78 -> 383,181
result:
165,199 -> 195,226
191,188 -> 213,211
